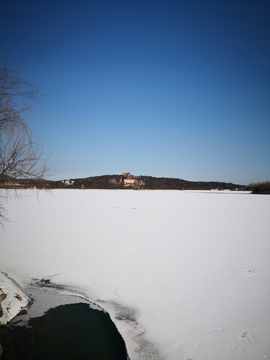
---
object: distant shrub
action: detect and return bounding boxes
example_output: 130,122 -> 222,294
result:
249,181 -> 270,194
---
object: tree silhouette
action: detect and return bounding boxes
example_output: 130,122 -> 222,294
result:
0,57 -> 49,222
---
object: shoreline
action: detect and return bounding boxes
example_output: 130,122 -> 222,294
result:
0,272 -> 30,326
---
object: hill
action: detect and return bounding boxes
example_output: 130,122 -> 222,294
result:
0,174 -> 248,191
53,174 -> 247,191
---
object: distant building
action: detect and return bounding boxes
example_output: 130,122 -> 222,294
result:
123,172 -> 135,187
122,172 -> 144,187
1,180 -> 20,186
124,178 -> 135,186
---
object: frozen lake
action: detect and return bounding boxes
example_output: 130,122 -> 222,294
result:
1,189 -> 270,359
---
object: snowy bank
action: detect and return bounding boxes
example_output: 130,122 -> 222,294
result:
0,272 -> 29,325
0,190 -> 270,359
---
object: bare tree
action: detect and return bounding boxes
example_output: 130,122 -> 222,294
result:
0,56 -> 49,222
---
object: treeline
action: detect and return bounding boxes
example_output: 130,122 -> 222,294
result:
249,181 -> 270,194
136,176 -> 244,191
51,175 -> 246,191
0,175 -> 249,191
73,175 -> 124,189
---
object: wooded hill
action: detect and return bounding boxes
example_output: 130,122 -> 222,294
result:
51,175 -> 247,191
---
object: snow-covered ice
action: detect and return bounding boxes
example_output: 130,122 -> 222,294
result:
0,189 -> 270,359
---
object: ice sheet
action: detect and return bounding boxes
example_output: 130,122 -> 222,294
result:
1,189 -> 270,359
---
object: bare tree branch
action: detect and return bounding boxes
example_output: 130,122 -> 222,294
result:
0,56 -> 49,225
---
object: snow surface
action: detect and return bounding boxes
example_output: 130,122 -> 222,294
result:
0,189 -> 270,359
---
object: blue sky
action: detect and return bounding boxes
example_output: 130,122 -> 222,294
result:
1,0 -> 269,184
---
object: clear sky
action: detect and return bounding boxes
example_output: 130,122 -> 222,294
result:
1,0 -> 269,184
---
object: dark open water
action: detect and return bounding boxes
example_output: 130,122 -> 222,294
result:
0,302 -> 129,360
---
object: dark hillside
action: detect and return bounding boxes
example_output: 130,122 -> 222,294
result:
1,174 -> 247,191
69,175 -> 246,191
73,175 -> 124,189
136,176 -> 245,191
